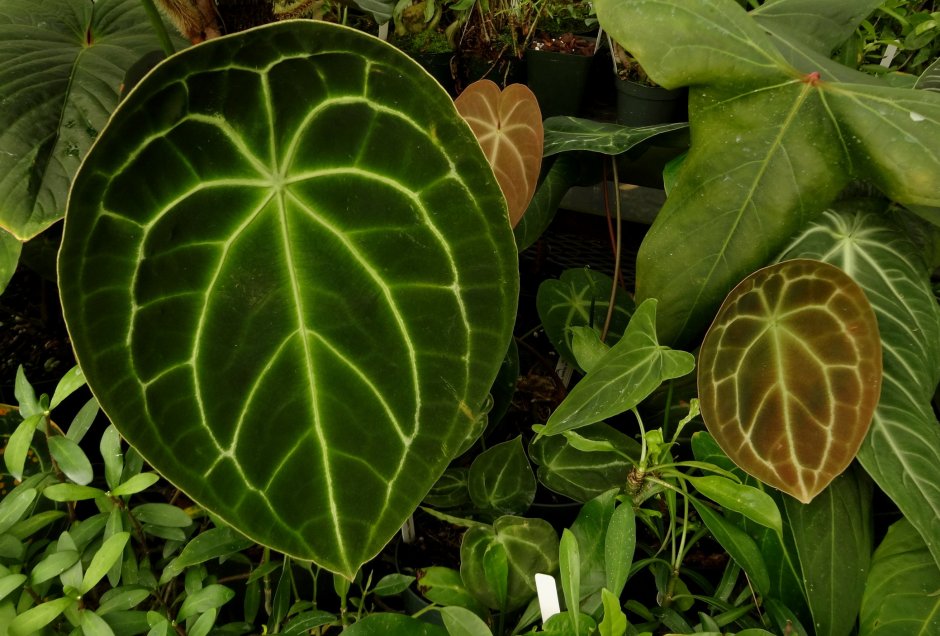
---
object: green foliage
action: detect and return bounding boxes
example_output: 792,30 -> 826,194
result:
58,19 -> 518,578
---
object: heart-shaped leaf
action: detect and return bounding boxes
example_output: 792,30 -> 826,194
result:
460,516 -> 558,612
596,0 -> 940,347
537,268 -> 635,371
540,299 -> 695,437
698,259 -> 882,503
0,0 -> 184,241
455,80 -> 543,227
58,21 -> 518,578
779,205 -> 940,568
529,423 -> 640,503
541,117 -> 687,157
468,437 -> 536,516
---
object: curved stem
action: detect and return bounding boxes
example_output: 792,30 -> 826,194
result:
601,158 -> 623,342
139,0 -> 176,56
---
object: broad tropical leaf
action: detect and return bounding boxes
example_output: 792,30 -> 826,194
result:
698,259 -> 882,503
541,117 -> 686,157
537,268 -> 635,370
58,21 -> 518,578
540,299 -> 694,437
750,0 -> 884,54
0,0 -> 184,241
859,518 -> 940,635
595,0 -> 940,347
455,80 -> 543,227
785,465 -> 872,636
778,207 -> 940,569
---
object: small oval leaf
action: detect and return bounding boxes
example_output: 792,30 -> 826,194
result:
698,260 -> 882,503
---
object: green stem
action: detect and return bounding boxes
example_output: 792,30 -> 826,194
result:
139,0 -> 176,56
601,158 -> 623,343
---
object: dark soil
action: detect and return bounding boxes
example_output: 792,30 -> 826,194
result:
0,263 -> 74,404
529,32 -> 595,56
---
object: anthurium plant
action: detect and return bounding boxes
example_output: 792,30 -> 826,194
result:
0,0 -> 938,635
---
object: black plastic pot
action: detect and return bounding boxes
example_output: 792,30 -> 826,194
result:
614,78 -> 687,126
525,47 -> 593,118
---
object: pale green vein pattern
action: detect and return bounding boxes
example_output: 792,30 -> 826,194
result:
779,207 -> 940,569
59,21 -> 518,577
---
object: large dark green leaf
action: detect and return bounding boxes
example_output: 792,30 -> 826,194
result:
467,437 -> 536,516
595,0 -> 940,347
785,465 -> 872,636
859,518 -> 940,635
698,259 -> 882,503
779,206 -> 940,569
0,0 -> 183,241
58,21 -> 518,578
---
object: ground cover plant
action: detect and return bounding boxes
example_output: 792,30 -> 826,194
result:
0,0 -> 938,635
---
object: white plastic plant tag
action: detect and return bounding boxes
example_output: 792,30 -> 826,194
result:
400,514 -> 416,544
554,358 -> 574,388
535,572 -> 561,623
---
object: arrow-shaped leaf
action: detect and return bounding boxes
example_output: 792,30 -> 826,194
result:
540,299 -> 694,437
541,117 -> 686,157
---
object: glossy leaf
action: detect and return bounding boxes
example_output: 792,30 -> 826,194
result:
692,499 -> 771,597
859,518 -> 940,635
596,0 -> 940,347
439,605 -> 492,636
779,207 -> 940,567
4,414 -> 43,481
599,588 -> 627,636
177,584 -> 235,621
568,490 -> 617,616
604,500 -> 635,600
0,231 -> 20,293
416,567 -> 487,617
698,259 -> 882,503
559,529 -> 581,631
58,20 -> 517,578
688,476 -> 782,535
160,524 -> 255,584
541,117 -> 687,157
785,465 -> 872,636
8,597 -> 74,636
537,268 -> 635,370
0,0 -> 183,241
48,435 -> 94,486
541,299 -> 695,437
460,516 -> 558,612
82,532 -> 130,594
468,437 -> 536,516
455,80 -> 543,227
49,366 -> 86,410
529,422 -> 639,503
0,486 -> 36,535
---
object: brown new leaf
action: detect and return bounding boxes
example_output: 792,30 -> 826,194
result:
455,80 -> 543,227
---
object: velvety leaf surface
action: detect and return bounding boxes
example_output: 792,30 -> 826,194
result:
785,465 -> 872,636
595,0 -> 940,347
454,80 -> 543,227
0,0 -> 183,241
698,259 -> 882,503
468,437 -> 536,516
58,21 -> 518,578
537,268 -> 635,370
529,423 -> 639,503
859,518 -> 940,636
541,117 -> 686,157
541,299 -> 694,437
778,207 -> 940,568
460,517 -> 558,612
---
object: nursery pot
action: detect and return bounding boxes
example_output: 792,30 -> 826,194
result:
615,77 -> 687,127
525,46 -> 593,118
